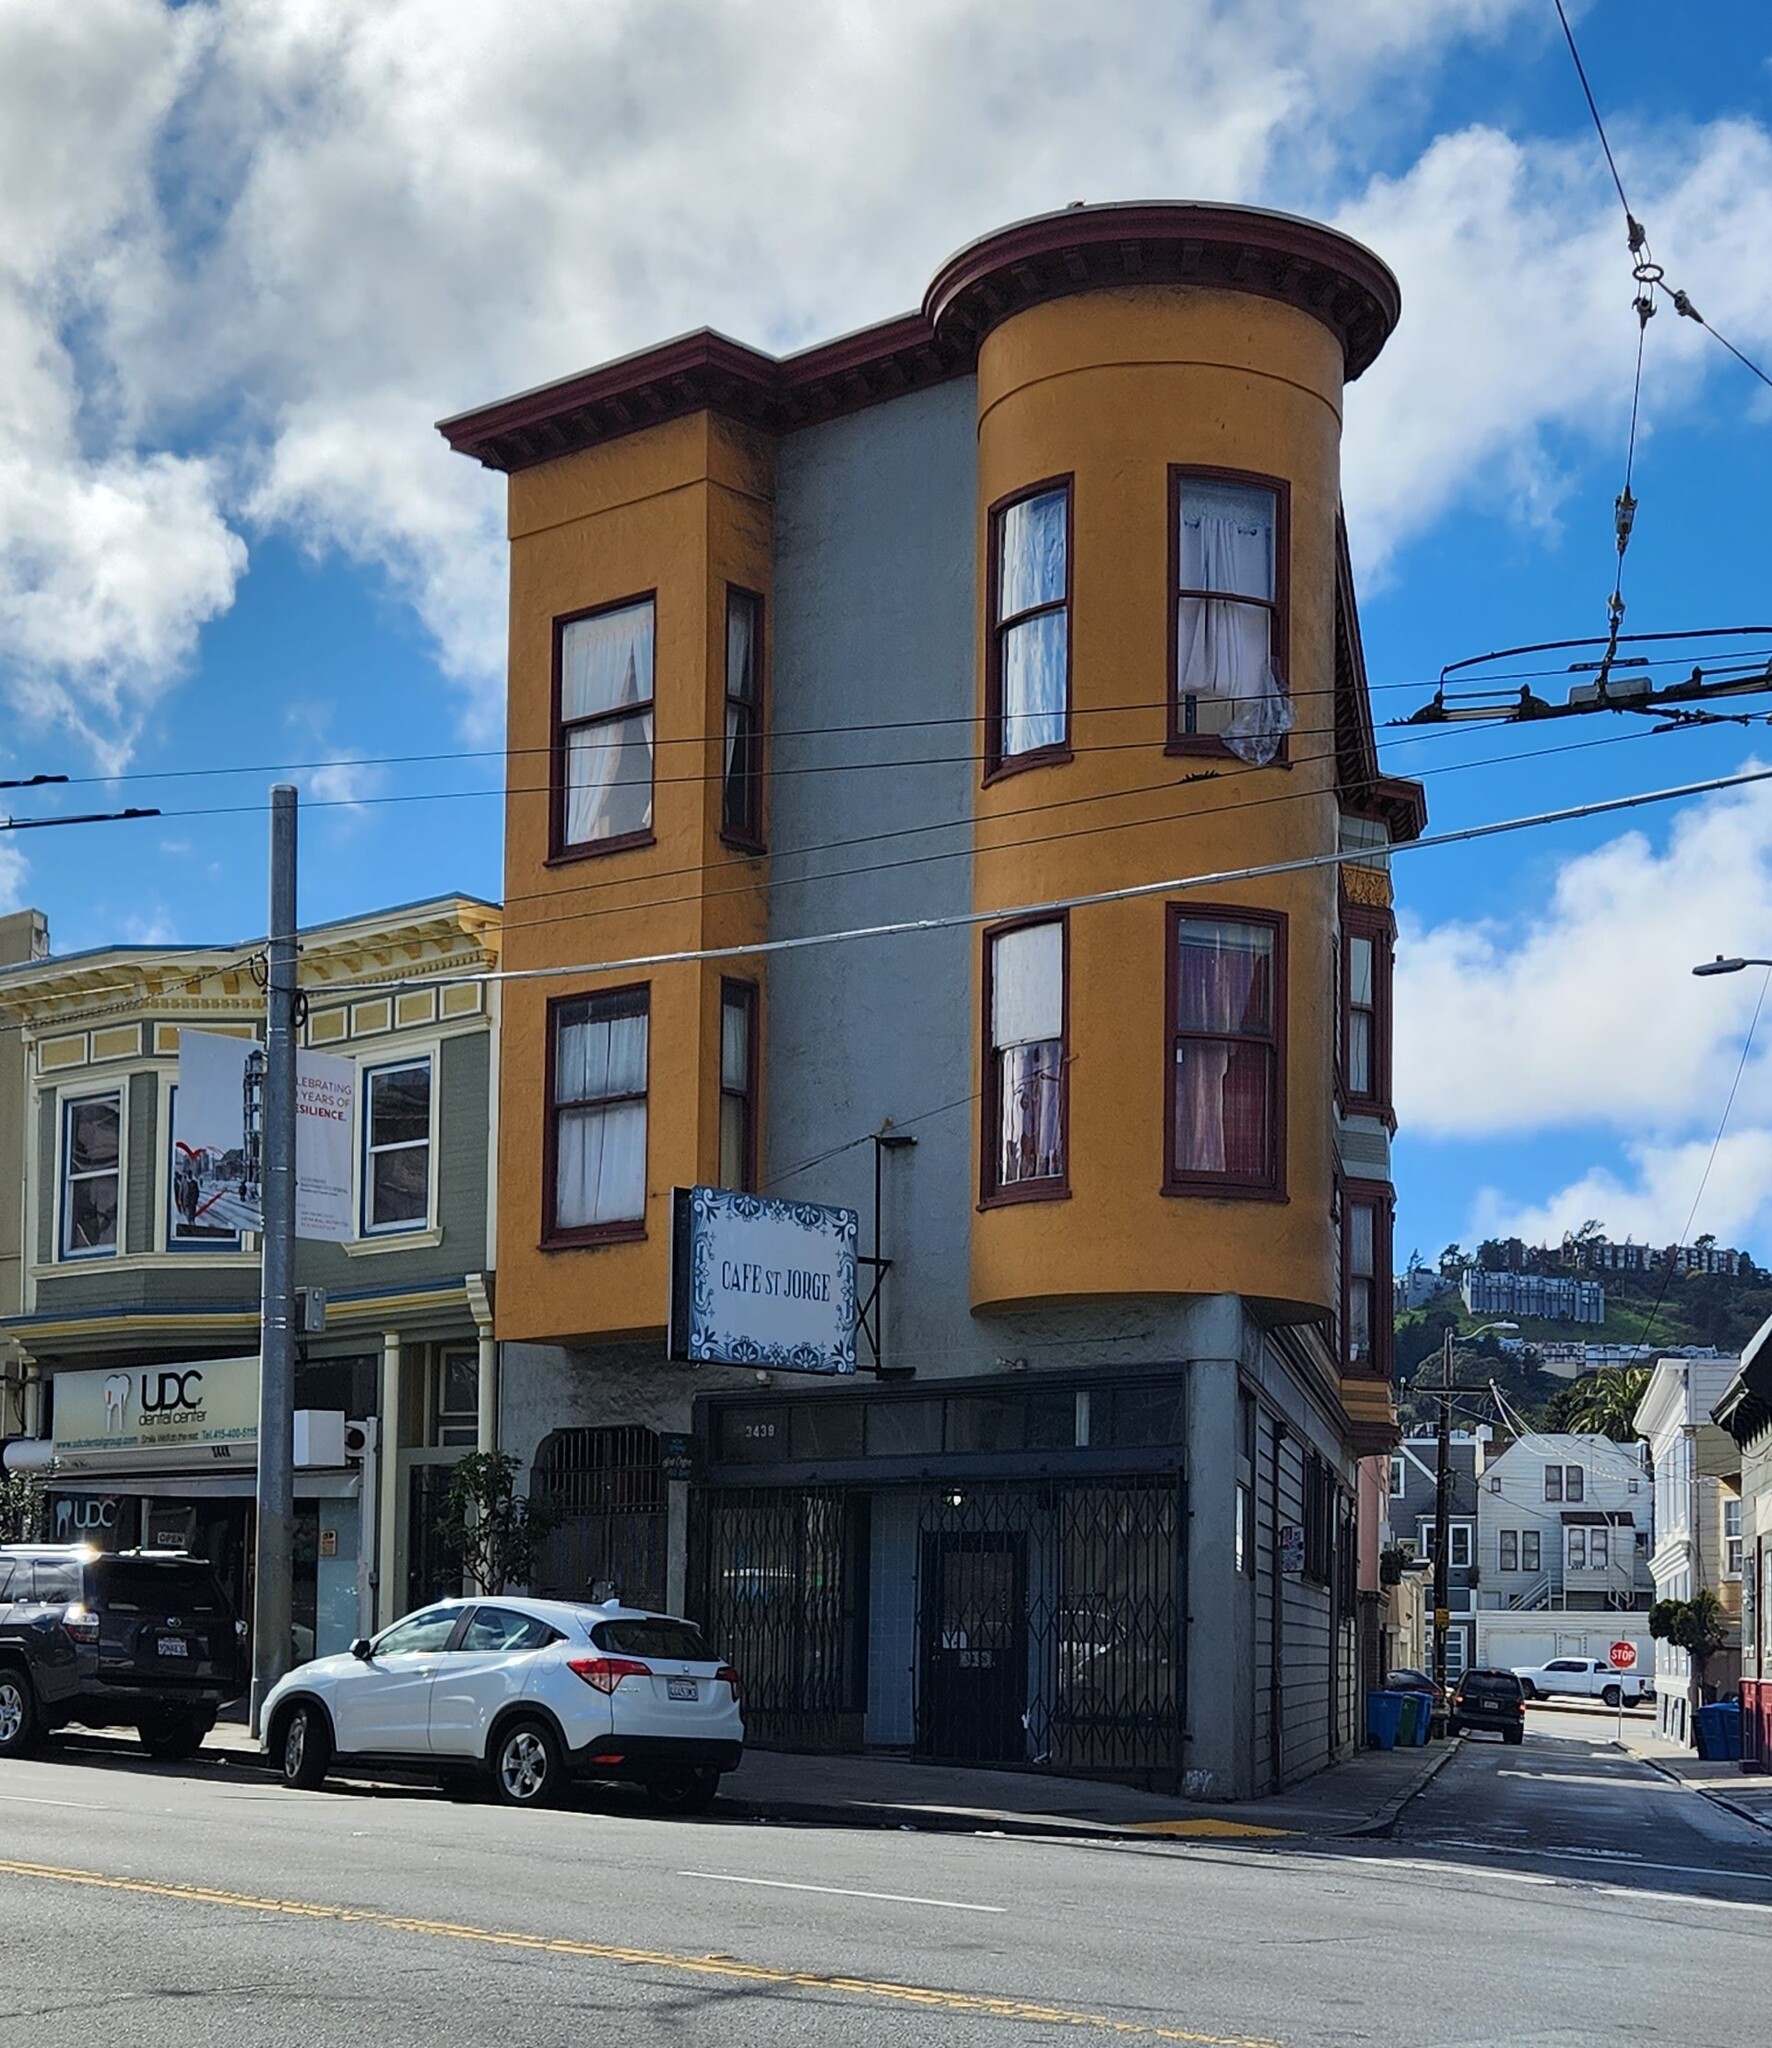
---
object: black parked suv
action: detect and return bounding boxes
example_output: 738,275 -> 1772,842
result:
0,1546 -> 245,1760
1448,1666 -> 1526,1744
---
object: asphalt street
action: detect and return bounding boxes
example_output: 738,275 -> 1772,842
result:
0,1715 -> 1767,2048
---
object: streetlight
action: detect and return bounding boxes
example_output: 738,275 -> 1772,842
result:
1692,957 -> 1772,976
1430,1318 -> 1518,1705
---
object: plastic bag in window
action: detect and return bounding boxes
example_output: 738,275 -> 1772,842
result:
1223,659 -> 1294,766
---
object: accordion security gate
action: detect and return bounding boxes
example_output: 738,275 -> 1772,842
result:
531,1425 -> 669,1613
689,1475 -> 1184,1780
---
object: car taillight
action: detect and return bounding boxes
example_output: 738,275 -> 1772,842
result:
61,1605 -> 100,1644
715,1664 -> 742,1703
566,1656 -> 652,1694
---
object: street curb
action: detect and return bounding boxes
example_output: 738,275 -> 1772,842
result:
1342,1736 -> 1463,1840
1619,1745 -> 1772,1837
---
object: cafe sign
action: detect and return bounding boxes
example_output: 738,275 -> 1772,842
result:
669,1187 -> 858,1376
53,1356 -> 260,1463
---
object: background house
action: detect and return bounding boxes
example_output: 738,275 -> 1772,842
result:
1390,1431 -> 1485,1679
1712,1319 -> 1772,1771
1634,1355 -> 1743,1745
1474,1431 -> 1654,1675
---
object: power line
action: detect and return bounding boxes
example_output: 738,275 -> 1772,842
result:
0,808 -> 160,833
1552,0 -> 1634,220
289,760 -> 1772,995
500,719 -> 1665,942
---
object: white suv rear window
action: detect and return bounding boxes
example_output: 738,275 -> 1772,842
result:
591,1618 -> 711,1661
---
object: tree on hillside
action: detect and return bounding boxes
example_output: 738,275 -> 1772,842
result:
1558,1367 -> 1651,1442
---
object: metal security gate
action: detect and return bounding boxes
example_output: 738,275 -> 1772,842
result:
688,1487 -> 867,1751
532,1426 -> 667,1611
407,1463 -> 465,1610
689,1476 -> 1183,1779
915,1481 -> 1182,1777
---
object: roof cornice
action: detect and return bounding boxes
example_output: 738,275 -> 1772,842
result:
439,201 -> 1400,475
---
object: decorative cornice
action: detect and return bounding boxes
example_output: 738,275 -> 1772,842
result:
439,202 -> 1400,475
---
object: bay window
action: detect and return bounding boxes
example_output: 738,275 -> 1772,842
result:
1166,908 -> 1283,1195
1170,469 -> 1289,763
547,988 -> 649,1242
983,917 -> 1066,1198
61,1092 -> 121,1259
363,1058 -> 432,1233
1340,902 -> 1393,1115
554,596 -> 656,855
719,980 -> 757,1192
988,481 -> 1070,773
722,588 -> 764,847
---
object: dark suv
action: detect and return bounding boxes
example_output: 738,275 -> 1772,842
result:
0,1546 -> 245,1760
1448,1666 -> 1526,1744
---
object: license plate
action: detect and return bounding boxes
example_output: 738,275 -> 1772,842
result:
156,1637 -> 190,1658
666,1678 -> 698,1702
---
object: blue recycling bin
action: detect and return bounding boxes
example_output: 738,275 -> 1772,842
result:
1696,1701 -> 1742,1762
1366,1690 -> 1404,1750
1405,1690 -> 1435,1744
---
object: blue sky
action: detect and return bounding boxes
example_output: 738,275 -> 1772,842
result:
2,1 -> 1770,1266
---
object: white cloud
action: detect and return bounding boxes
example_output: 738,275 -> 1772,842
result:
1397,769 -> 1772,1142
0,840 -> 27,916
1470,1129 -> 1772,1250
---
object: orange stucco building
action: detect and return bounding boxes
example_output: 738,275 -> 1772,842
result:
444,202 -> 1421,1796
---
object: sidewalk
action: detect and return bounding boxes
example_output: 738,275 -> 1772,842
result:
717,1737 -> 1456,1842
1614,1721 -> 1772,1835
191,1719 -> 1455,1840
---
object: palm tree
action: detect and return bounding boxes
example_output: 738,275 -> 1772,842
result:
1562,1366 -> 1651,1440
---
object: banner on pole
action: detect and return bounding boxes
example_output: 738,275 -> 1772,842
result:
173,1029 -> 356,1244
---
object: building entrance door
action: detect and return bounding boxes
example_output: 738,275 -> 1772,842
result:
918,1532 -> 1027,1763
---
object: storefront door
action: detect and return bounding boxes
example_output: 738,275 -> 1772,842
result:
918,1532 -> 1028,1763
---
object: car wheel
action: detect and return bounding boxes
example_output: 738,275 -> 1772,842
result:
139,1712 -> 209,1762
0,1667 -> 37,1758
645,1766 -> 722,1816
277,1702 -> 333,1791
1518,1681 -> 1537,1701
490,1718 -> 563,1808
1601,1685 -> 1621,1709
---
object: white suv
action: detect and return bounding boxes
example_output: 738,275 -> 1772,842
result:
260,1597 -> 743,1811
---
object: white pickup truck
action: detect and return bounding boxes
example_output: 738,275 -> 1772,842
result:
1513,1656 -> 1652,1707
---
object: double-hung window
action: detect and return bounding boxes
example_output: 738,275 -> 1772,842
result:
1167,909 -> 1283,1194
719,981 -> 757,1192
1171,470 -> 1288,762
722,589 -> 764,846
1591,1527 -> 1610,1570
984,918 -> 1066,1198
1522,1529 -> 1541,1573
555,597 -> 656,854
1340,907 -> 1392,1113
1342,1186 -> 1390,1371
1500,1530 -> 1519,1573
362,1059 -> 432,1233
988,482 -> 1070,773
1726,1497 -> 1744,1577
61,1093 -> 121,1259
1567,1528 -> 1589,1572
548,988 -> 649,1241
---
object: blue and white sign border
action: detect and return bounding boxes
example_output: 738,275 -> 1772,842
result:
669,1186 -> 859,1376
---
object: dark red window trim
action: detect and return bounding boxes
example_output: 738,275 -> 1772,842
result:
979,910 -> 1071,1208
1338,894 -> 1395,1127
1166,465 -> 1290,762
1340,1176 -> 1394,1379
984,475 -> 1074,784
718,977 -> 760,1193
542,982 -> 650,1249
1163,902 -> 1288,1202
720,586 -> 766,852
550,592 -> 659,865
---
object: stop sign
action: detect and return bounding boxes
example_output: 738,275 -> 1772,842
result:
1609,1640 -> 1637,1670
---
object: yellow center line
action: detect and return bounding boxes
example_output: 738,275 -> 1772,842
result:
0,1853 -> 1282,2047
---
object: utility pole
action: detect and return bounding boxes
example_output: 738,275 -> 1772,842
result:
1431,1325 -> 1453,1700
250,784 -> 298,1734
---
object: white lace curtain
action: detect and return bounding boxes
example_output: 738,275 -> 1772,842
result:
992,921 -> 1064,1183
555,1005 -> 648,1227
562,602 -> 656,844
1177,484 -> 1292,766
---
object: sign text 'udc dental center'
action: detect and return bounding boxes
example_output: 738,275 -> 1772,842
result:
669,1187 -> 858,1376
